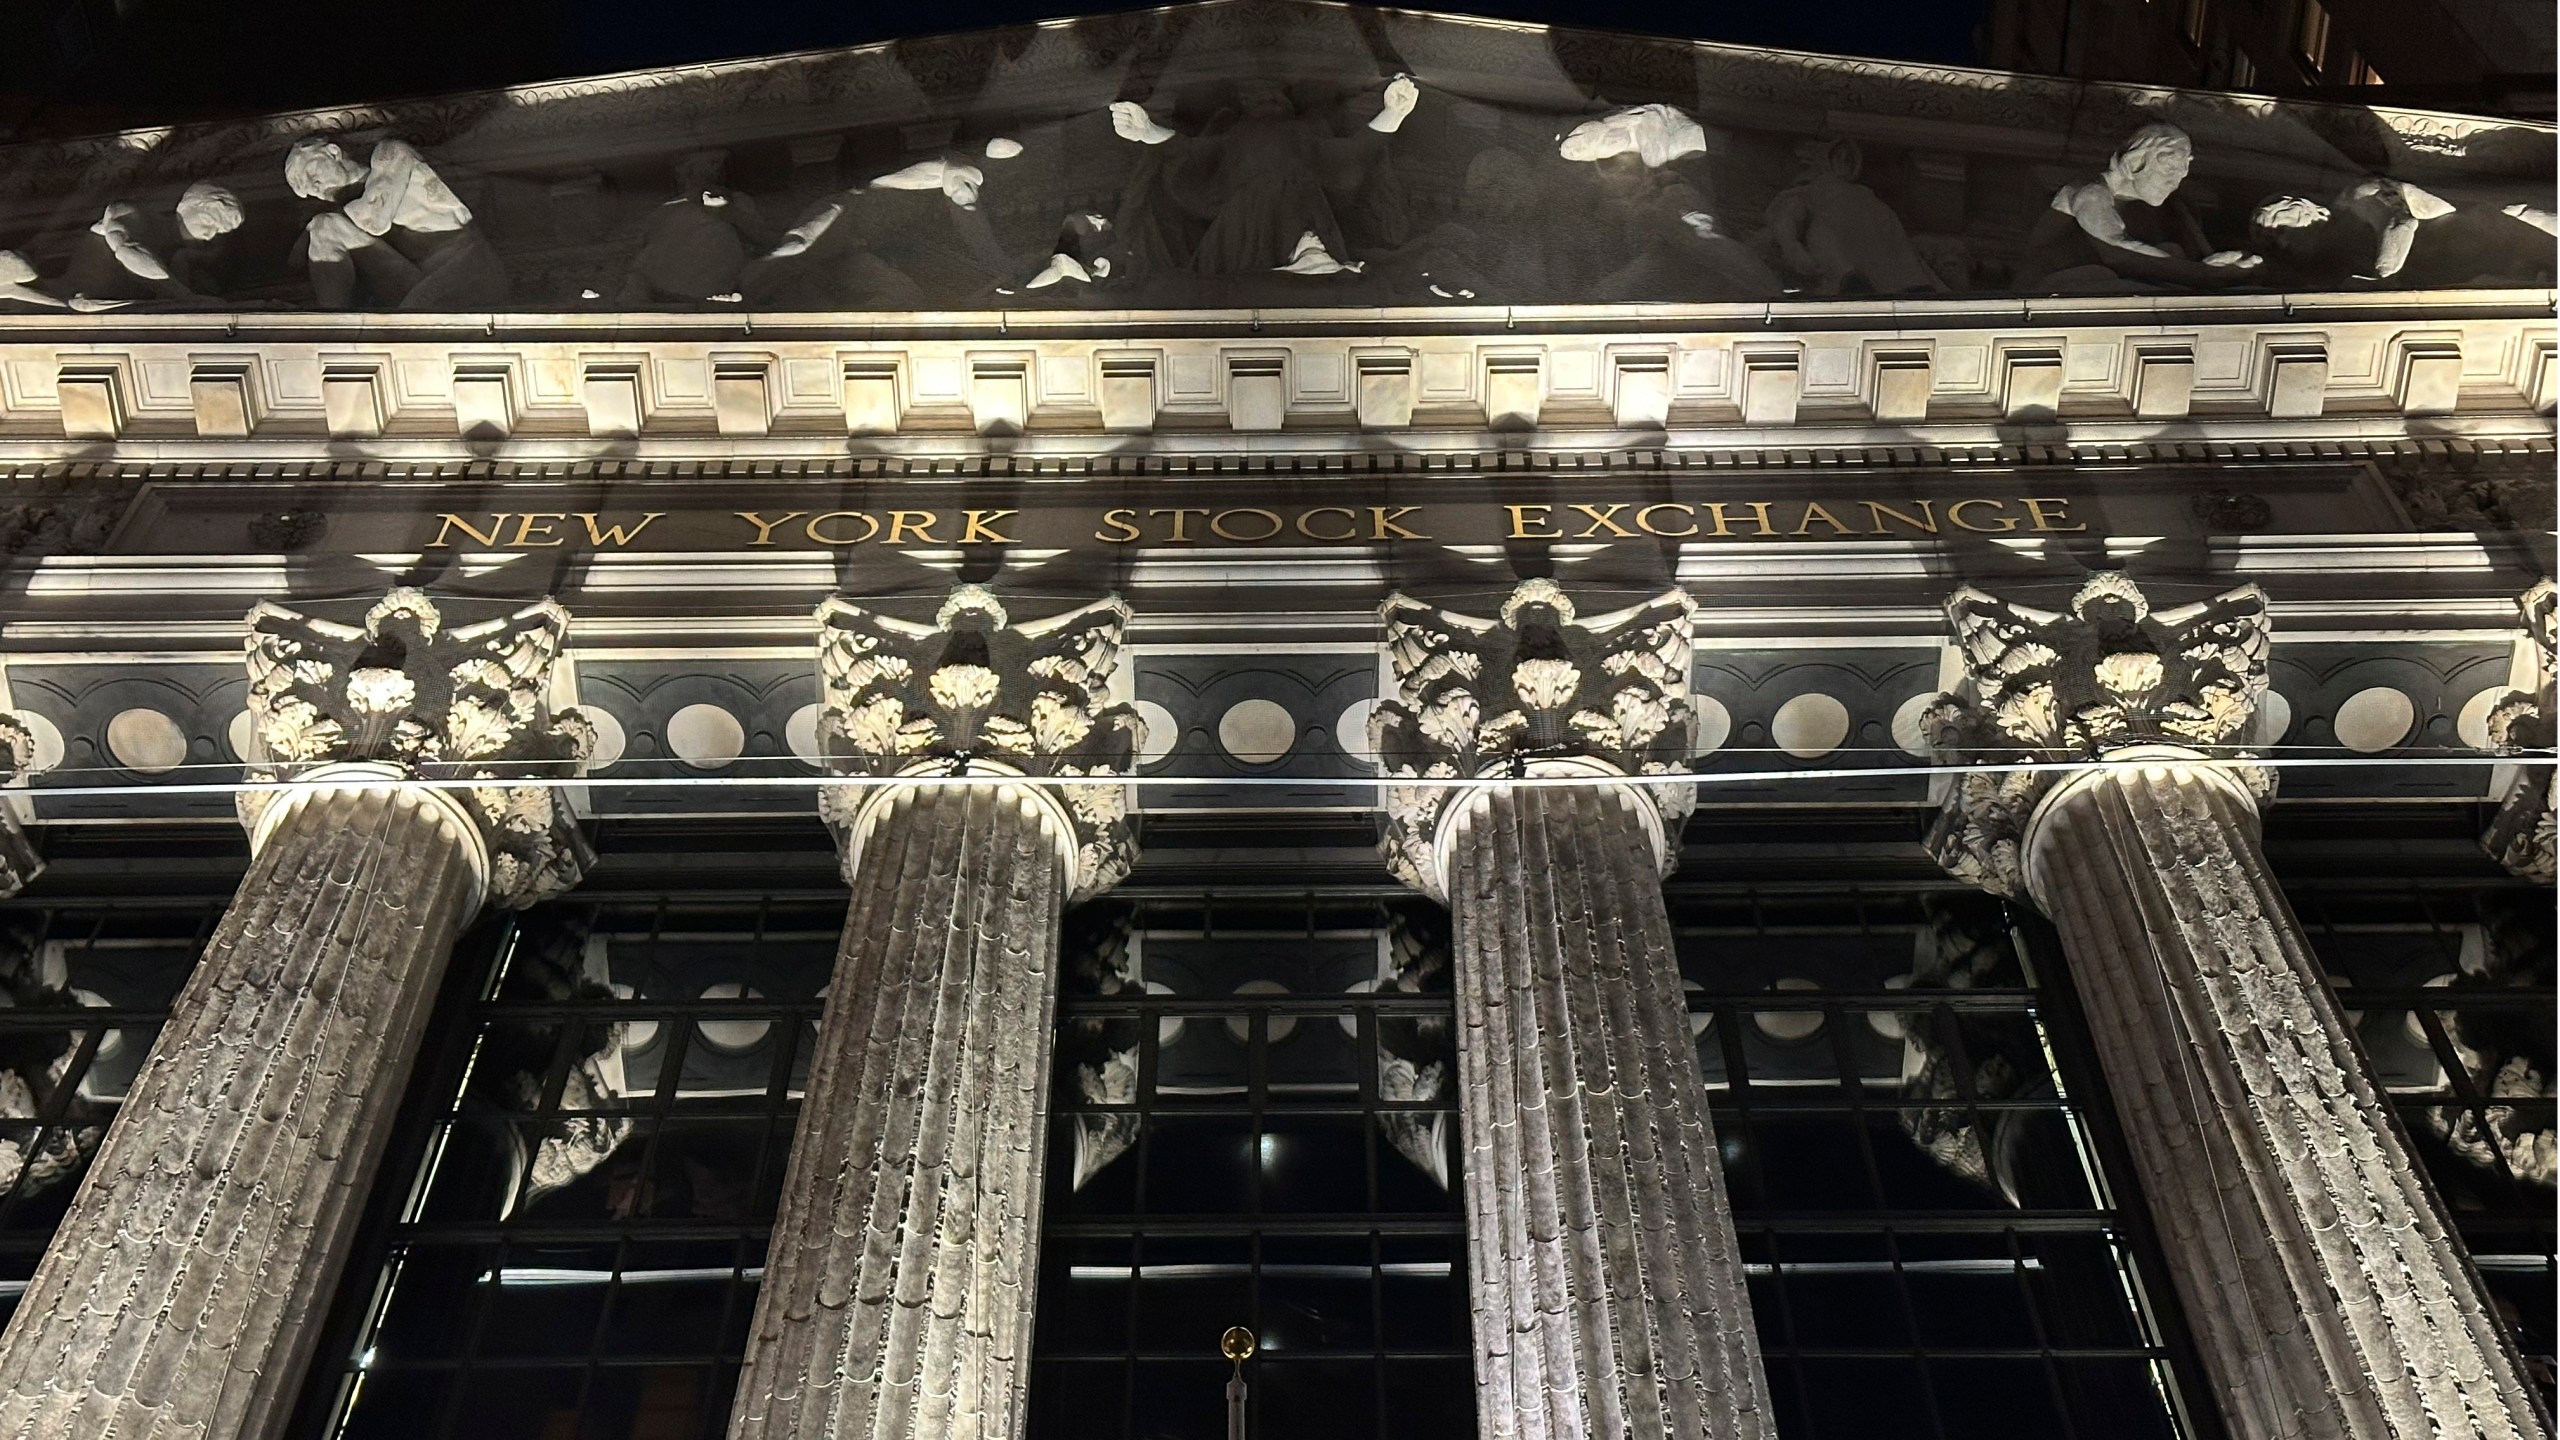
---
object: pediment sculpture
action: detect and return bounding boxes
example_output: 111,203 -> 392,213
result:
0,2 -> 2548,313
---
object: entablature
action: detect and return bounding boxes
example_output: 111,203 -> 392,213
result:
0,292 -> 2551,446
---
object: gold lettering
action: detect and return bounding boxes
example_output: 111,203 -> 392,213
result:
1150,508 -> 1211,542
1859,499 -> 1938,535
1702,501 -> 1774,537
1505,504 -> 1561,539
1571,503 -> 1636,538
805,511 -> 881,546
1210,508 -> 1284,542
884,511 -> 939,545
428,513 -> 508,548
1370,507 -> 1427,541
736,511 -> 807,546
511,513 -> 569,547
1095,509 -> 1143,543
579,513 -> 663,547
1635,503 -> 1698,538
1792,502 -> 1854,537
2023,497 -> 2087,532
1948,499 -> 2019,533
1294,507 -> 1359,541
958,509 -> 1019,544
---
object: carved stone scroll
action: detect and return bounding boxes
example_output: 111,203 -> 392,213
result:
1926,574 -> 2548,1440
732,585 -> 1139,1440
0,711 -> 44,900
1374,580 -> 1775,1440
0,587 -> 591,1439
2483,580 -> 2556,884
1372,578 -> 1696,904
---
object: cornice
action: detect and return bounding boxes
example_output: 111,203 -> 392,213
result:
0,295 -> 2550,448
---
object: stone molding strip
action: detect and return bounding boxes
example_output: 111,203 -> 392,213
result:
2,432 -> 2550,482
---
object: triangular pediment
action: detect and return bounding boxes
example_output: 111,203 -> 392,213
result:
0,0 -> 2550,316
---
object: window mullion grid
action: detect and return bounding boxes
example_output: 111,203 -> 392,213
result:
1830,994 -> 1953,1440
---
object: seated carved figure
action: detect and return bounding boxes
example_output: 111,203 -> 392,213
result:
286,136 -> 508,310
1107,75 -> 1417,283
615,151 -> 776,306
743,149 -> 1019,309
1554,103 -> 1779,301
1763,138 -> 1944,296
59,183 -> 244,307
1380,147 -> 1569,302
2017,123 -> 2260,292
1583,155 -> 1781,302
0,251 -> 121,312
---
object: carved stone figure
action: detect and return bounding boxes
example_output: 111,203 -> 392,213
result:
1763,138 -> 1945,296
1060,905 -> 1143,1190
1557,104 -> 1707,167
615,151 -> 775,306
742,151 -> 1018,310
0,927 -> 107,1201
2483,580 -> 2555,884
0,250 -> 123,313
1108,74 -> 1417,281
1923,572 -> 2271,896
1556,106 -> 1781,301
1372,905 -> 1455,1189
286,136 -> 508,310
1891,896 -> 2039,1199
2419,899 -> 2556,1192
1381,147 -> 1557,301
2253,180 -> 2557,289
59,183 -> 243,306
2017,124 -> 2260,291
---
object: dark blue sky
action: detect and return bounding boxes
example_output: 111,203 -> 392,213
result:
564,0 -> 1984,76
6,0 -> 1986,138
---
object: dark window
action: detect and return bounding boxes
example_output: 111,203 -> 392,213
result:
1030,896 -> 1472,1440
312,899 -> 841,1440
2293,885 -> 2555,1406
1670,889 -> 2211,1440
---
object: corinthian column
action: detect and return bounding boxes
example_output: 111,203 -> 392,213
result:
1926,573 -> 2546,1440
0,587 -> 592,1439
1372,579 -> 1773,1440
2482,580 -> 2555,883
732,585 -> 1140,1440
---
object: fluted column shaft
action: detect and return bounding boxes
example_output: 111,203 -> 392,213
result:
1447,784 -> 1772,1440
733,783 -> 1067,1440
0,783 -> 482,1440
2025,758 -> 2546,1440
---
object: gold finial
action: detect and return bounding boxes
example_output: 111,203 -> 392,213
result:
1220,1325 -> 1256,1367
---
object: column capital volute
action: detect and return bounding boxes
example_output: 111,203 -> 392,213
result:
1371,579 -> 1695,903
2482,579 -> 2556,883
813,584 -> 1142,902
0,710 -> 45,900
239,586 -> 595,910
1921,572 -> 2274,901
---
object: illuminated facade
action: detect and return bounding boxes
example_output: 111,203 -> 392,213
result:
0,5 -> 2550,1438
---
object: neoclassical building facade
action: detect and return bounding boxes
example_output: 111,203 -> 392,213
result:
0,4 -> 2550,1438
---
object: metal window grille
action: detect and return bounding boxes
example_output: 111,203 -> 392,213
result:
1663,887 -> 2215,1440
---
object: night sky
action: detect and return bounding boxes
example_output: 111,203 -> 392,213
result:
7,0 -> 1988,138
